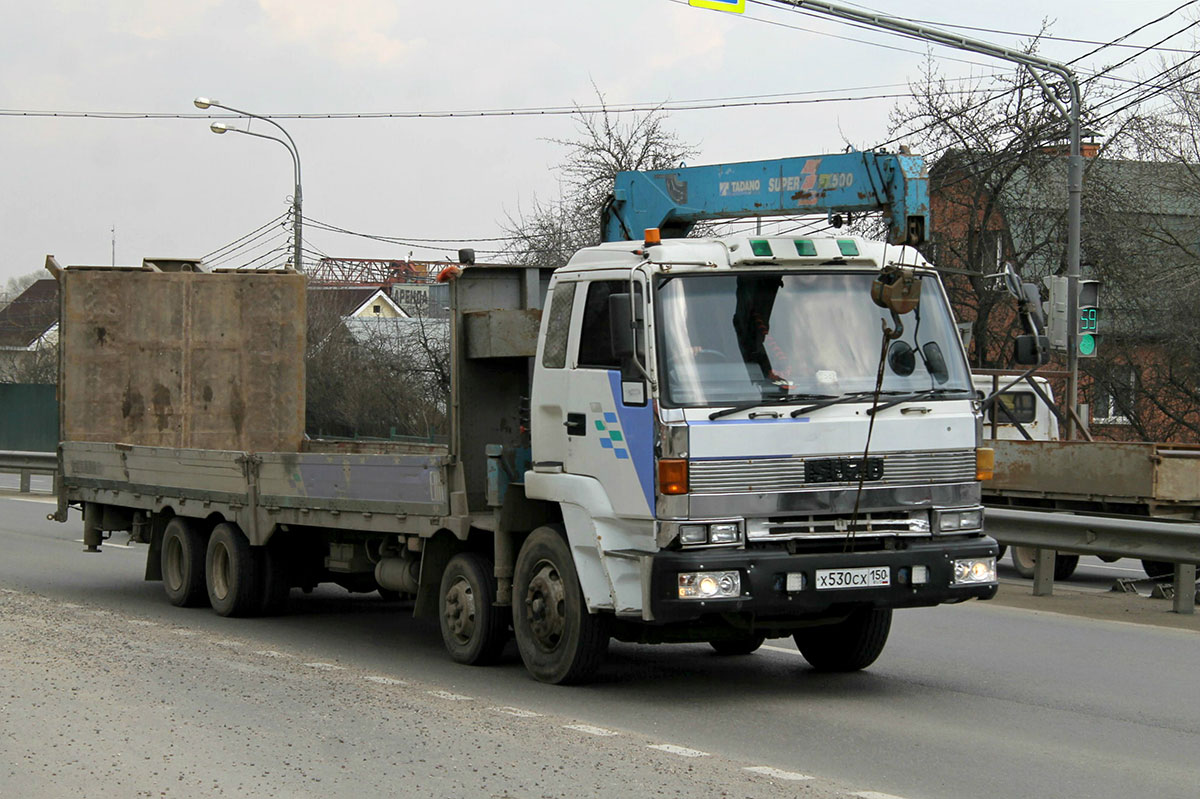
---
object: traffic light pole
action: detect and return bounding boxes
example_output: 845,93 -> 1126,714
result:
770,1 -> 1086,437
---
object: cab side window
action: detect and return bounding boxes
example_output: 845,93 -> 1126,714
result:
541,281 -> 576,369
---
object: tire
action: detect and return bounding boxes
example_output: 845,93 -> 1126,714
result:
1011,546 -> 1037,578
513,527 -> 609,685
1142,560 -> 1174,581
438,552 -> 510,666
255,538 -> 291,616
205,522 -> 262,617
161,517 -> 209,608
709,634 -> 766,656
1012,547 -> 1078,580
793,608 -> 891,672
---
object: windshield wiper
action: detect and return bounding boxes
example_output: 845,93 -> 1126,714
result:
708,392 -> 837,421
788,390 -> 911,418
866,388 -> 976,416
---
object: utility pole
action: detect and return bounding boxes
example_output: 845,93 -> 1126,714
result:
769,0 -> 1085,438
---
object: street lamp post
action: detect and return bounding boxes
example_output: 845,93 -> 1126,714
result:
194,97 -> 304,273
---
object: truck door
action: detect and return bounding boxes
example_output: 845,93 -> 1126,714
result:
563,279 -> 655,519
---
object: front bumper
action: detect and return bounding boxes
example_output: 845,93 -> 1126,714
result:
649,537 -> 998,624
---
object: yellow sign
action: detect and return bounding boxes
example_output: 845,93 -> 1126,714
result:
689,0 -> 745,12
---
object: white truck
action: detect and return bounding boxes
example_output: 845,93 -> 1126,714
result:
52,152 -> 1001,684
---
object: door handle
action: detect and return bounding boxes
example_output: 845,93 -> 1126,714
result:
564,412 -> 586,436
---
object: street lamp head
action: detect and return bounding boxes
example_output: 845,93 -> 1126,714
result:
210,122 -> 233,134
193,96 -> 218,110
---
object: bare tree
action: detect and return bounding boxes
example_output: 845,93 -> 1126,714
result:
888,42 -> 1200,442
501,89 -> 700,267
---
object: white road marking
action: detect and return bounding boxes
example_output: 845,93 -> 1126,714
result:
491,706 -> 541,718
363,675 -> 409,686
303,662 -> 345,671
743,766 -> 813,781
427,690 -> 472,701
563,724 -> 619,736
254,650 -> 289,658
854,792 -> 911,799
647,744 -> 708,758
762,644 -> 802,656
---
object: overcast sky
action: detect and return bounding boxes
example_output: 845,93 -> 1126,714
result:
0,0 -> 1191,284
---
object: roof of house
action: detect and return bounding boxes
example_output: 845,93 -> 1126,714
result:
0,279 -> 59,348
307,286 -> 406,319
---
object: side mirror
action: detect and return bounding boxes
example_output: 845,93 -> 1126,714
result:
608,292 -> 634,358
1014,334 -> 1050,365
608,292 -> 647,402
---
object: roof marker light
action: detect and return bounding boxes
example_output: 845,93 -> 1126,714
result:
750,239 -> 773,257
794,239 -> 817,256
837,239 -> 860,257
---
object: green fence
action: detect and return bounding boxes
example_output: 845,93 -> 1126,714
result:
0,384 -> 58,451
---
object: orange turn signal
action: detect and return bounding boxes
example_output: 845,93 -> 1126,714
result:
976,447 -> 995,481
658,458 -> 688,495
644,227 -> 662,246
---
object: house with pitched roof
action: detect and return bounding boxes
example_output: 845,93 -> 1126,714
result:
0,278 -> 59,382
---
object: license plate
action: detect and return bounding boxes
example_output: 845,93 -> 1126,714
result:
815,566 -> 891,590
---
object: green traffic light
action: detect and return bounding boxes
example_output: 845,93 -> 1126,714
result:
1079,334 -> 1096,356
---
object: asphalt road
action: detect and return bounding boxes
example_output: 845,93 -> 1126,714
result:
2,494 -> 1198,799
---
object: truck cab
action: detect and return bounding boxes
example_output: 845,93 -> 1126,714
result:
516,231 -> 997,680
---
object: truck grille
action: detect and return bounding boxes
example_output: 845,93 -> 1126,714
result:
747,512 -> 930,542
688,449 -> 975,494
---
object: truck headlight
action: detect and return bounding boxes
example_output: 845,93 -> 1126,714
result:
668,521 -> 744,547
678,571 -> 741,599
953,557 -> 996,584
937,508 -> 984,532
708,523 -> 741,544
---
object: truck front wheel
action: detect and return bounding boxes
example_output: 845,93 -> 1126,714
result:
161,517 -> 208,608
513,527 -> 609,685
439,552 -> 510,666
205,522 -> 262,617
793,608 -> 891,672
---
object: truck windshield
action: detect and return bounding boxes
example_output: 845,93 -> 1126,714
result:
656,271 -> 972,407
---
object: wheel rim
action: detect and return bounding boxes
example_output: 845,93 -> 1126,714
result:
524,559 -> 566,651
1013,546 -> 1037,571
443,575 -> 477,646
164,535 -> 184,592
211,541 -> 231,601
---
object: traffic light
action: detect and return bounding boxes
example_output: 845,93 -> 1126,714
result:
1043,276 -> 1068,351
1076,279 -> 1100,358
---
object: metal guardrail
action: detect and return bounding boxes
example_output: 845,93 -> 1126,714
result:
986,506 -> 1200,614
0,450 -> 58,493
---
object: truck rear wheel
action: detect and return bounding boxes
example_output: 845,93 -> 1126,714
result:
513,527 -> 609,685
161,517 -> 208,608
439,552 -> 510,665
1142,560 -> 1174,581
205,522 -> 262,617
1012,547 -> 1079,580
793,608 -> 891,672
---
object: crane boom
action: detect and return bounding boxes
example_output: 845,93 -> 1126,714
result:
601,150 -> 928,246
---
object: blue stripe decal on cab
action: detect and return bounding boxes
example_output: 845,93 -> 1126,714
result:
607,371 -> 655,513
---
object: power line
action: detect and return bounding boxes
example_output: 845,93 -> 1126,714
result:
835,0 -> 1198,55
